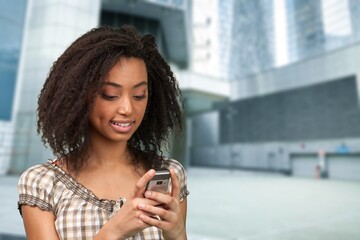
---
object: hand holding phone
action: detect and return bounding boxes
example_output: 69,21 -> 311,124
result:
144,169 -> 170,194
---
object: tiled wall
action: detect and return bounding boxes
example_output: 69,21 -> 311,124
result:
220,76 -> 360,143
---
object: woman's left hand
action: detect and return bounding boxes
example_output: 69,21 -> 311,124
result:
137,168 -> 187,240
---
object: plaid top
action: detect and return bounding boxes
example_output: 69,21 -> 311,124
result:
18,159 -> 189,240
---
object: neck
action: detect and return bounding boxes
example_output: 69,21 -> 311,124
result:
87,138 -> 132,169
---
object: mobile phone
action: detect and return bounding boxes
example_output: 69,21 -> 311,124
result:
145,169 -> 170,194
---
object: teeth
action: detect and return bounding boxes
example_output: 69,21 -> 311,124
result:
112,122 -> 131,127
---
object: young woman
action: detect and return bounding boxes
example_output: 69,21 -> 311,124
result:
17,25 -> 189,240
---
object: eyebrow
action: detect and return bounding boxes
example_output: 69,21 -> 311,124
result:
104,81 -> 148,89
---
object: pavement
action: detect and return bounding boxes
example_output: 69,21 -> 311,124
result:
1,167 -> 360,240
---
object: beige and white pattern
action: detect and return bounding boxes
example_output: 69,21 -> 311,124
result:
18,159 -> 189,240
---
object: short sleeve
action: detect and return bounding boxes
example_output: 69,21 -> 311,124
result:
164,159 -> 190,202
17,164 -> 56,216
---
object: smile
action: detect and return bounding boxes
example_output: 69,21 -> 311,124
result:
111,121 -> 133,127
110,120 -> 135,133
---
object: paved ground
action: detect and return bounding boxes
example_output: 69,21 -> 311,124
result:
1,167 -> 360,240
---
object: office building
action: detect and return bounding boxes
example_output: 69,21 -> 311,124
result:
191,0 -> 275,80
285,0 -> 359,63
190,0 -> 360,181
0,0 -> 27,174
229,0 -> 275,79
0,0 -> 192,174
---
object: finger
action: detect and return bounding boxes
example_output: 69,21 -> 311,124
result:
143,191 -> 178,211
144,190 -> 169,203
134,169 -> 155,197
169,168 -> 180,199
138,213 -> 169,229
142,198 -> 162,207
138,203 -> 171,221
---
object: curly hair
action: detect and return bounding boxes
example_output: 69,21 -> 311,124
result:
37,25 -> 183,172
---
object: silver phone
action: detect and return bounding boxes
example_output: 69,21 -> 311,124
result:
145,169 -> 170,194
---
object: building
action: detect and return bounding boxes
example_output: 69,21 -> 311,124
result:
229,0 -> 275,79
190,0 -> 360,181
191,0 -> 233,79
191,0 -> 275,80
286,0 -> 359,63
0,0 -> 193,174
0,0 -> 27,174
286,0 -> 325,63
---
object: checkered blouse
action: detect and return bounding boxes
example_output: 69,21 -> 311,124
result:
18,159 -> 189,240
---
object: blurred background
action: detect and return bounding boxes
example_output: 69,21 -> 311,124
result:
1,0 -> 360,239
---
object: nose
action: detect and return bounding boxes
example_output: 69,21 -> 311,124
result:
117,95 -> 133,116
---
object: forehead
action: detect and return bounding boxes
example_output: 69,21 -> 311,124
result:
106,57 -> 147,85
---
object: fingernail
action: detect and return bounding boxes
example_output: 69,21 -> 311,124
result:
148,169 -> 155,176
145,191 -> 151,197
138,203 -> 145,209
139,214 -> 146,220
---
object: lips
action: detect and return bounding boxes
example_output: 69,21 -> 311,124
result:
110,120 -> 135,133
111,122 -> 132,127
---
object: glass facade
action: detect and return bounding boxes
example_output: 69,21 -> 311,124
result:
349,0 -> 360,40
286,0 -> 360,64
100,11 -> 166,57
221,0 -> 360,79
218,0 -> 234,79
229,0 -> 275,79
191,0 -> 275,80
0,0 -> 27,120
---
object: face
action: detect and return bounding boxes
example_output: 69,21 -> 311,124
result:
88,57 -> 148,144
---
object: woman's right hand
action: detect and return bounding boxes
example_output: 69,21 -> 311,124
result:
95,169 -> 160,240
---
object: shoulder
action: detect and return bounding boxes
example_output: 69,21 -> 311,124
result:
162,159 -> 187,181
163,159 -> 186,172
18,161 -> 58,215
18,161 -> 57,191
162,159 -> 189,201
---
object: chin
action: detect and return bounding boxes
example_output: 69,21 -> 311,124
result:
110,135 -> 131,142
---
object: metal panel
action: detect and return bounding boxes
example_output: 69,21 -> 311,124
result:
217,145 -> 232,167
328,155 -> 360,181
191,111 -> 219,147
191,146 -> 218,167
291,154 -> 318,178
230,143 -> 243,168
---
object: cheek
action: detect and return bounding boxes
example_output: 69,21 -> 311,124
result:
89,101 -> 108,124
135,101 -> 148,120
141,100 -> 149,116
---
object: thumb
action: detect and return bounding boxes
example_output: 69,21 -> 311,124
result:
134,169 -> 155,197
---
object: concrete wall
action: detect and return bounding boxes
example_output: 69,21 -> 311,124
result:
232,41 -> 360,102
191,138 -> 360,180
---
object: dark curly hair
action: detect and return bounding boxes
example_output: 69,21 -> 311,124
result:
37,25 -> 183,172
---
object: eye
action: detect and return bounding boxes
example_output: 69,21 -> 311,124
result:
101,93 -> 117,100
133,95 -> 146,100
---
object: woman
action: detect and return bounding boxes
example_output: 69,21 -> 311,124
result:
17,25 -> 189,240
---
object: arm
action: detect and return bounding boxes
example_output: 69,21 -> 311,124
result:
21,205 -> 59,240
18,165 -> 60,240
